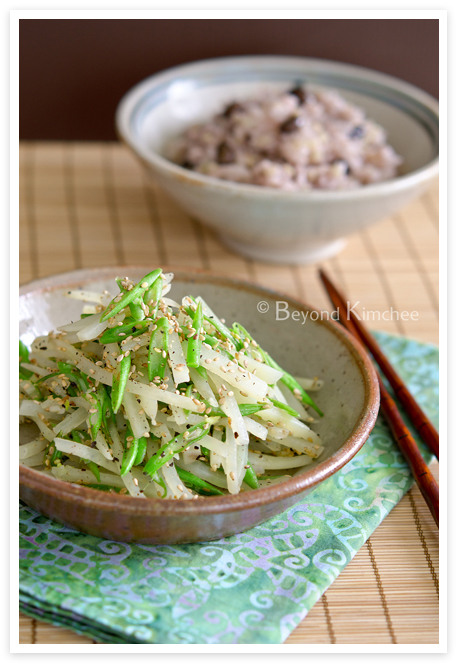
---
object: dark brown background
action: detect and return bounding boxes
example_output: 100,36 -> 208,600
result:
20,18 -> 439,141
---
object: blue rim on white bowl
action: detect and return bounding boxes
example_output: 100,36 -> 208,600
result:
116,56 -> 439,264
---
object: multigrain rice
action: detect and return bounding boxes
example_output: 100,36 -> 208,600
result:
168,86 -> 403,191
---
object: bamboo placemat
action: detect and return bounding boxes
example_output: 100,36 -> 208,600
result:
18,142 -> 439,645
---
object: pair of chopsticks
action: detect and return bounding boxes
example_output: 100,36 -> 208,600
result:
319,269 -> 439,527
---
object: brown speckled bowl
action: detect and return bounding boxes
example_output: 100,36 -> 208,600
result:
19,267 -> 380,544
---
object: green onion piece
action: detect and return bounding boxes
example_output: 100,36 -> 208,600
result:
203,402 -> 264,418
35,364 -> 90,394
194,365 -> 208,381
143,423 -> 210,478
19,340 -> 33,379
57,362 -> 90,392
82,460 -> 101,482
129,300 -> 145,322
100,269 -> 162,322
262,350 -> 323,417
204,334 -> 219,347
148,317 -> 169,381
186,300 -> 203,368
121,439 -> 139,476
183,384 -> 193,417
35,371 -> 60,386
49,445 -> 62,466
234,321 -> 323,417
85,392 -> 104,440
144,275 -> 163,319
133,436 -> 147,466
100,321 -> 149,345
71,430 -> 87,442
176,467 -> 224,496
111,354 -> 131,414
115,279 -> 145,322
243,463 -> 259,490
150,471 -> 167,498
185,298 -> 241,349
270,398 -> 301,419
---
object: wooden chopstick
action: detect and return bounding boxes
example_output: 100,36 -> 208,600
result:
319,269 -> 439,459
319,268 -> 439,527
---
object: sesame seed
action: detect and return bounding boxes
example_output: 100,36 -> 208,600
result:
141,282 -> 149,288
133,478 -> 139,486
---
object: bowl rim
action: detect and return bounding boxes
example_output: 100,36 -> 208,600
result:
116,54 -> 439,201
19,265 -> 380,517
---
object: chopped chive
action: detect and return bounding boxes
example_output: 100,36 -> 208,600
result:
243,462 -> 259,490
148,317 -> 168,381
186,300 -> 203,368
133,436 -> 147,466
100,269 -> 162,321
144,274 -> 163,319
121,438 -> 139,476
270,399 -> 301,419
176,467 -> 224,496
111,354 -> 131,414
143,422 -> 210,478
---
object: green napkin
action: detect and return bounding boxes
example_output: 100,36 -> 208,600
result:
19,332 -> 438,644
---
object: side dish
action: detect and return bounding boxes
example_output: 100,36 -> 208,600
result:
19,270 -> 324,499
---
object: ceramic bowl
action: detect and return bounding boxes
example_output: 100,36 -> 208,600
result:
19,267 -> 379,544
116,55 -> 439,264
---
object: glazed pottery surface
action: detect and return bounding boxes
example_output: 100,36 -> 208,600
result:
19,267 -> 380,543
